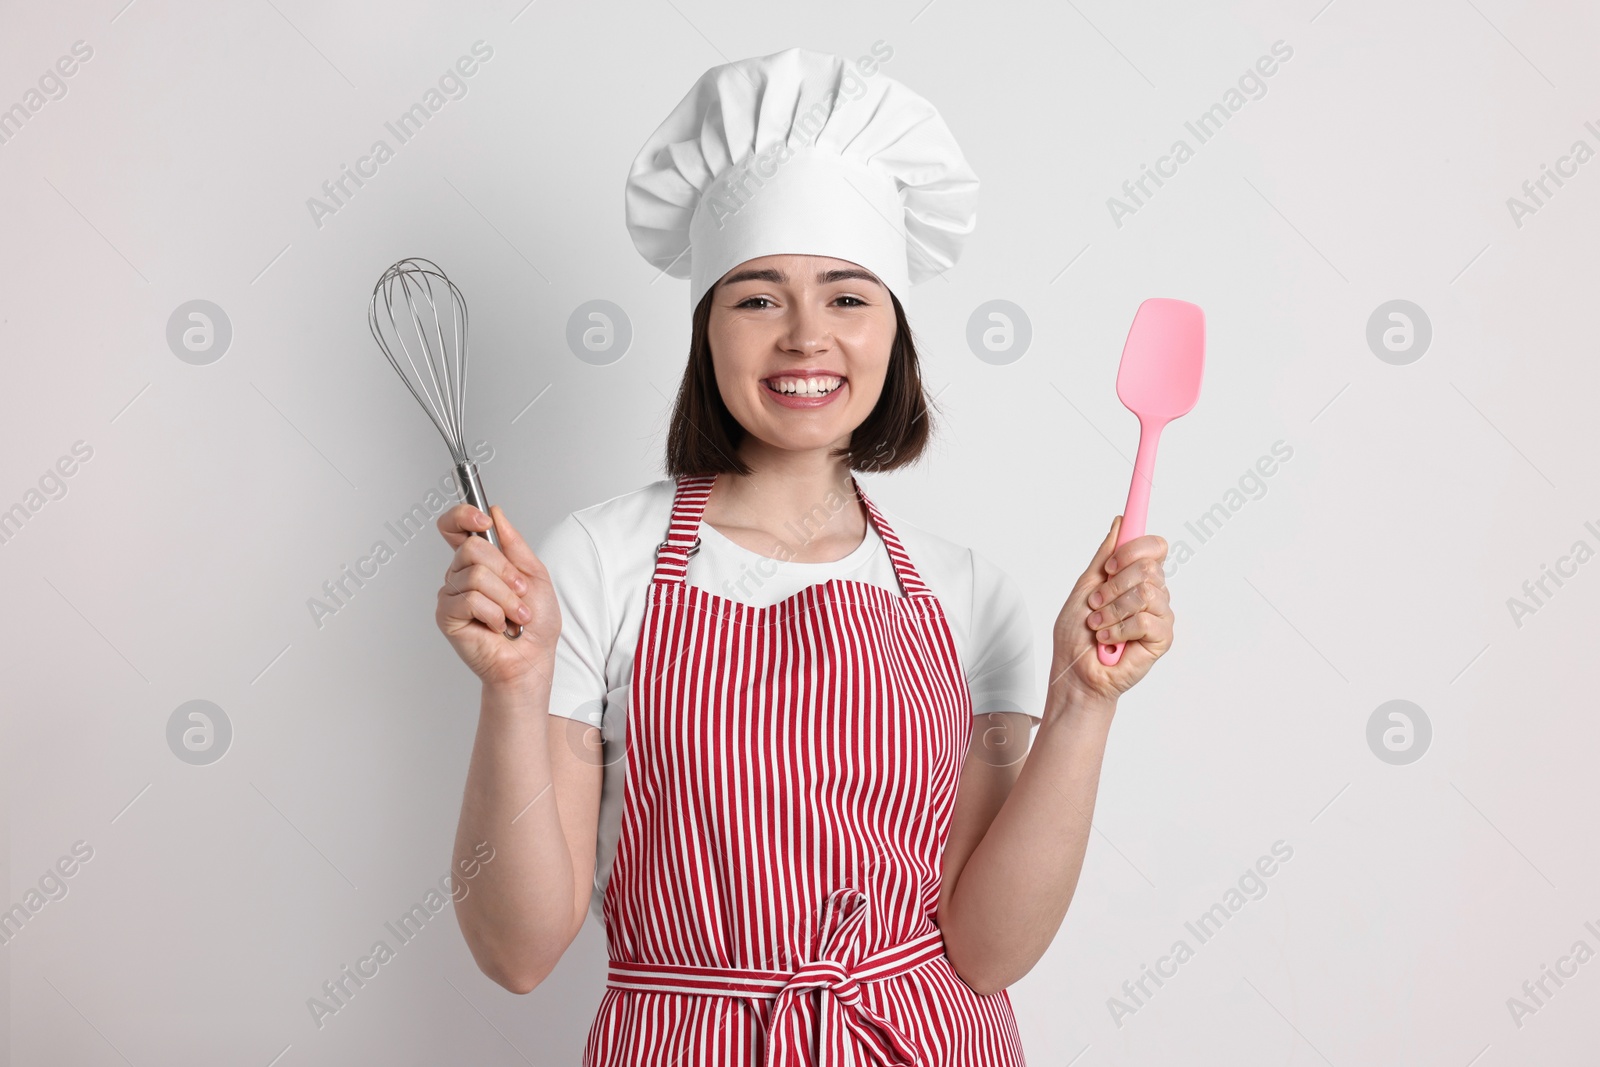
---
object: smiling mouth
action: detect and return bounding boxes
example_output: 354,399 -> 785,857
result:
762,375 -> 845,398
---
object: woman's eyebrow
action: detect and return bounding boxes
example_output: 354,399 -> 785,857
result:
720,267 -> 885,288
818,268 -> 883,287
720,267 -> 785,286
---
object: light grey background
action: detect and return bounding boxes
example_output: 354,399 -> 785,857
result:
2,0 -> 1596,1064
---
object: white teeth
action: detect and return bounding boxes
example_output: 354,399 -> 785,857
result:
767,376 -> 842,397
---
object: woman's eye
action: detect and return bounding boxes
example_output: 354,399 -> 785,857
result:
737,296 -> 773,309
834,295 -> 866,307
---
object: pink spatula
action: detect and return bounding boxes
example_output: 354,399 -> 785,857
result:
1098,298 -> 1206,666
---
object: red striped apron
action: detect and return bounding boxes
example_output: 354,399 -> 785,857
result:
583,473 -> 1028,1066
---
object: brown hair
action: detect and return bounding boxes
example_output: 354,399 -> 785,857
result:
664,284 -> 934,477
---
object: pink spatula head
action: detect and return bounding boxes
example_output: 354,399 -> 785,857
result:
1099,298 -> 1205,666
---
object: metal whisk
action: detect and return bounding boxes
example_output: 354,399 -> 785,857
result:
368,257 -> 521,639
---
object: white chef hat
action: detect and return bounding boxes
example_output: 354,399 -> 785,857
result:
624,47 -> 979,310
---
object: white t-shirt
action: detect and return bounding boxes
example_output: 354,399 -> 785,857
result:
533,478 -> 1039,923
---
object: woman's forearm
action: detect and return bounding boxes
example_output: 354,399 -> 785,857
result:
942,667 -> 1117,995
451,667 -> 578,993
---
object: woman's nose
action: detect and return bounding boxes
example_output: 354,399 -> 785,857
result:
780,303 -> 831,353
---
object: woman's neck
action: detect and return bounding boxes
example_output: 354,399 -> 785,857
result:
700,444 -> 867,564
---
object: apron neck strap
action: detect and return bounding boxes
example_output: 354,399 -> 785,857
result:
652,473 -> 933,599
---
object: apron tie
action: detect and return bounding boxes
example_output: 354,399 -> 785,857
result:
605,886 -> 945,1066
764,888 -> 924,1067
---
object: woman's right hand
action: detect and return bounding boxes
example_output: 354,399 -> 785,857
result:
435,503 -> 561,688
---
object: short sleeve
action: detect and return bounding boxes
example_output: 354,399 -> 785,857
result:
965,550 -> 1039,721
532,512 -> 610,728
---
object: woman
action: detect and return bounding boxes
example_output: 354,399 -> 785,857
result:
438,48 -> 1173,1065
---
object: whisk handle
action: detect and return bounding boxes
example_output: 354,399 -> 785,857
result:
455,461 -> 523,640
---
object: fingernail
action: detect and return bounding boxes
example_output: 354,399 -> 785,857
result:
1106,558 -> 1118,574
515,576 -> 527,593
516,604 -> 530,621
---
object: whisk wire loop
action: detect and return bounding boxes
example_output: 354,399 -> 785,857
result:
369,257 -> 476,464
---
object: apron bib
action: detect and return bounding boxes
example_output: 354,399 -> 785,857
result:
583,474 -> 1028,1066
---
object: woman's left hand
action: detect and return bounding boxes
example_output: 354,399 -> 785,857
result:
1051,515 -> 1174,704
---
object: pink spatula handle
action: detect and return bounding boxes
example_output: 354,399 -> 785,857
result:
1098,419 -> 1163,666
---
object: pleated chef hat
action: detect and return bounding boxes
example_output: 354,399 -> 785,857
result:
624,47 -> 979,310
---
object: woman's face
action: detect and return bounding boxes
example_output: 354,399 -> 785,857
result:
707,253 -> 897,460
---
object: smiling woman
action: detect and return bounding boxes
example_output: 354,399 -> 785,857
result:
438,46 -> 1176,1067
666,257 -> 930,479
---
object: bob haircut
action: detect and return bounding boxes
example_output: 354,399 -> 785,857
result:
664,281 -> 935,478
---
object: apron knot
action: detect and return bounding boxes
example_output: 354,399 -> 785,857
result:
763,888 -> 926,1067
